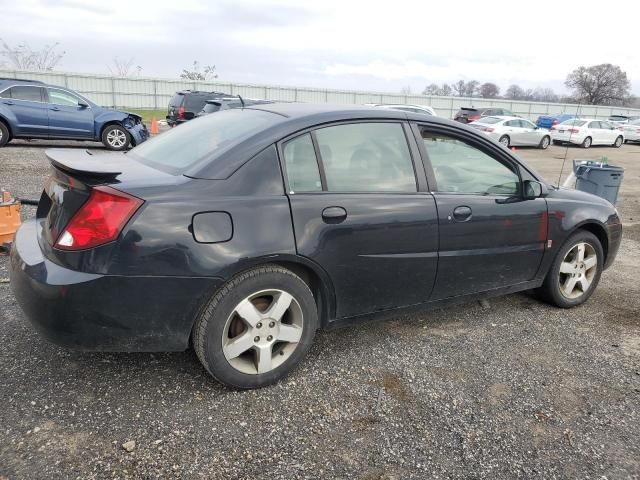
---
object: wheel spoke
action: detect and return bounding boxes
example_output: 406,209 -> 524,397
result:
577,243 -> 585,262
223,332 -> 254,359
266,292 -> 293,322
578,276 -> 591,292
560,261 -> 576,274
256,345 -> 273,374
234,299 -> 263,327
583,255 -> 597,270
278,324 -> 302,343
562,277 -> 578,296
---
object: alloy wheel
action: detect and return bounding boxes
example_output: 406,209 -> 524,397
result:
541,136 -> 550,149
499,136 -> 509,147
106,128 -> 127,148
558,242 -> 598,299
222,289 -> 304,375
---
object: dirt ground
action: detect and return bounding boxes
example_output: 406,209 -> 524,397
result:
0,139 -> 639,479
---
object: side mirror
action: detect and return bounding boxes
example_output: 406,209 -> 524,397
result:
78,101 -> 89,108
523,180 -> 547,199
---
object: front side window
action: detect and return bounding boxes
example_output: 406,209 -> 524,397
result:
48,88 -> 82,106
314,123 -> 416,192
282,134 -> 322,192
6,86 -> 43,102
421,131 -> 519,195
588,121 -> 601,129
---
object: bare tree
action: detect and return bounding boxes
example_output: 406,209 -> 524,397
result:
452,80 -> 466,97
107,57 -> 142,77
440,84 -> 453,96
0,39 -> 65,71
479,82 -> 500,98
505,84 -> 525,100
565,63 -> 631,105
180,61 -> 218,81
531,87 -> 558,103
422,83 -> 440,95
400,85 -> 412,95
465,80 -> 480,97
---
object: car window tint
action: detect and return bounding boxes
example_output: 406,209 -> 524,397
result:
169,94 -> 184,107
8,86 -> 43,102
314,123 -> 416,192
48,88 -> 80,106
422,132 -> 519,196
503,110 -> 514,116
478,116 -> 502,124
522,120 -> 536,129
504,120 -> 517,127
588,121 -> 600,129
184,95 -> 210,111
600,121 -> 612,129
282,134 -> 322,192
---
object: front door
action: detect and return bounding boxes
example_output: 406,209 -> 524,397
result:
0,85 -> 48,137
416,126 -> 547,300
46,88 -> 94,139
281,122 -> 439,319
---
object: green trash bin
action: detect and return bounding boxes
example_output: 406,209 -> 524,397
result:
572,160 -> 624,205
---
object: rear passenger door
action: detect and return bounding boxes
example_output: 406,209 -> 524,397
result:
0,85 -> 48,136
281,122 -> 439,319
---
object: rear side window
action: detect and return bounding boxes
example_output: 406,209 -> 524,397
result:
169,94 -> 184,107
283,134 -> 322,192
184,95 -> 210,111
4,86 -> 43,102
478,116 -> 502,124
314,123 -> 416,192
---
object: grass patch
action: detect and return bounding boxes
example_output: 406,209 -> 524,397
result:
126,109 -> 166,123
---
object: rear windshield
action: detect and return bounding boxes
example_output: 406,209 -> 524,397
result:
184,95 -> 212,111
608,116 -> 627,120
130,109 -> 281,174
169,93 -> 184,107
477,116 -> 502,124
460,108 -> 478,112
559,119 -> 586,127
203,102 -> 222,113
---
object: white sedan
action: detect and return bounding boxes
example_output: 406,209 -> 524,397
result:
622,118 -> 640,143
550,118 -> 624,148
469,116 -> 551,149
366,103 -> 437,116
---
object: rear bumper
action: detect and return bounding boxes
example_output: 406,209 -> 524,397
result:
550,132 -> 584,144
10,220 -> 223,352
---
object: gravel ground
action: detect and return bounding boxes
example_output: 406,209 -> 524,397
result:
1,140 -> 639,479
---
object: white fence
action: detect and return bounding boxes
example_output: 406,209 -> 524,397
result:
2,68 -> 640,121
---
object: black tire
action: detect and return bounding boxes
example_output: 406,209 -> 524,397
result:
0,121 -> 9,147
101,124 -> 131,151
538,230 -> 604,308
613,136 -> 623,148
581,136 -> 592,148
498,135 -> 510,147
193,265 -> 318,389
552,140 -> 561,146
539,135 -> 551,149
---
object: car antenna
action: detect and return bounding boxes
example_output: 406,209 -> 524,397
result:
556,101 -> 583,188
237,95 -> 245,108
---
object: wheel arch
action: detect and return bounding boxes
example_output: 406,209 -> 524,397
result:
0,114 -> 13,139
99,120 -> 124,139
572,221 -> 609,263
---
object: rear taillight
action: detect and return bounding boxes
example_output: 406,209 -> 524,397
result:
178,105 -> 185,120
482,127 -> 494,132
55,186 -> 143,251
552,119 -> 559,125
568,128 -> 580,134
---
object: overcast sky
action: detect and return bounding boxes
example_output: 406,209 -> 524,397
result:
2,0 -> 639,95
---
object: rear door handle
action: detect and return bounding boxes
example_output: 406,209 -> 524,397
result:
3,101 -> 14,105
50,107 -> 60,111
452,206 -> 472,222
322,206 -> 347,223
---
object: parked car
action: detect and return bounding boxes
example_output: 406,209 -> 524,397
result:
11,104 -> 621,389
470,116 -> 551,149
550,118 -> 625,148
607,115 -> 640,125
366,103 -> 437,116
196,97 -> 274,117
454,107 -> 517,123
166,90 -> 230,126
536,113 -> 574,129
0,78 -> 148,150
622,118 -> 640,143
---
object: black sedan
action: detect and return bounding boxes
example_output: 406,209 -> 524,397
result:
10,104 -> 622,389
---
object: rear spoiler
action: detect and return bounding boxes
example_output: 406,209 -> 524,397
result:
46,149 -> 122,183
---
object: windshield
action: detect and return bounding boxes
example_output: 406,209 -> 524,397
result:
477,116 -> 502,124
130,108 -> 281,174
559,119 -> 586,127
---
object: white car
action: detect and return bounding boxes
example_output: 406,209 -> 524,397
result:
469,116 -> 551,149
622,118 -> 640,143
366,103 -> 437,116
550,118 -> 624,148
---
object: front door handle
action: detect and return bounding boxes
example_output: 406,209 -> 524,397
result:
452,206 -> 472,222
50,107 -> 60,111
3,101 -> 14,106
322,206 -> 347,223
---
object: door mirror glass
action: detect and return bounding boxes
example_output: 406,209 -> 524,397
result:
523,180 -> 543,199
78,100 -> 89,108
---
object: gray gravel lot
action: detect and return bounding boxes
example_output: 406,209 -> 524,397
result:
1,139 -> 639,479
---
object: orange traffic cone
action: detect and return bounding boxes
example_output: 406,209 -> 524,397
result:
150,117 -> 159,135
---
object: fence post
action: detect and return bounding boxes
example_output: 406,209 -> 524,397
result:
64,73 -> 68,88
294,88 -> 298,102
111,77 -> 116,108
353,92 -> 357,104
153,80 -> 158,110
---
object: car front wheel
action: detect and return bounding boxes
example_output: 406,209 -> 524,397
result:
539,230 -> 603,308
102,124 -> 131,151
613,136 -> 623,148
539,135 -> 551,149
0,122 -> 9,147
193,265 -> 318,389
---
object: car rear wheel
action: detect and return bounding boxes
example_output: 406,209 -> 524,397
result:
102,124 -> 131,151
499,135 -> 510,147
613,136 -> 623,148
538,230 -> 603,308
0,122 -> 9,147
539,136 -> 551,149
581,136 -> 592,148
193,265 -> 318,389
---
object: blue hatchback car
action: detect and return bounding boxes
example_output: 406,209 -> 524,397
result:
536,113 -> 575,130
0,78 -> 148,150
